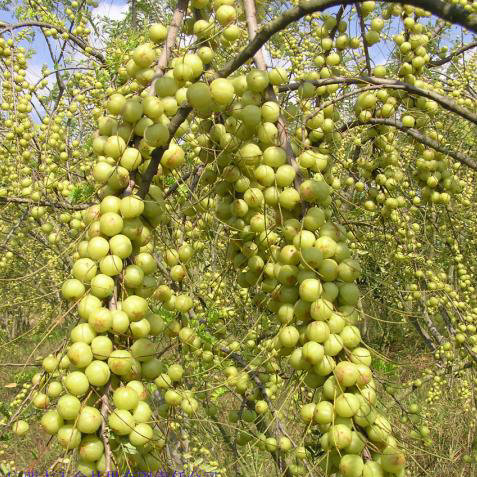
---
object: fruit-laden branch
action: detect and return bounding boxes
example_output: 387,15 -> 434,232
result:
440,306 -> 477,364
0,197 -> 92,210
218,0 -> 477,78
355,3 -> 371,75
138,105 -> 192,198
340,118 -> 477,171
0,21 -> 105,63
279,76 -> 477,125
140,0 -> 477,199
222,347 -> 292,477
38,27 -> 66,113
138,0 -> 191,197
149,0 -> 189,93
56,0 -> 89,67
243,0 -> 303,193
1,209 -> 28,248
429,40 -> 477,67
31,67 -> 95,90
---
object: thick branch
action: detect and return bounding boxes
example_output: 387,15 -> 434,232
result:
420,300 -> 445,346
243,0 -> 266,69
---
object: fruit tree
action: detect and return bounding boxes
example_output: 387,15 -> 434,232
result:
0,0 -> 477,475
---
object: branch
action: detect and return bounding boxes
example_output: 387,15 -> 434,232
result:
440,306 -> 477,364
420,300 -> 445,346
38,26 -> 65,112
130,0 -> 138,29
139,0 -> 477,200
100,386 -> 112,474
0,197 -> 91,210
305,84 -> 383,123
149,0 -> 189,93
218,0 -> 477,78
429,40 -> 477,67
243,0 -> 303,197
32,67 -> 94,90
164,165 -> 202,198
279,76 -> 477,125
340,118 -> 477,170
0,21 -> 105,63
222,347 -> 292,477
1,209 -> 28,248
356,3 -> 372,75
137,105 -> 192,199
243,0 -> 267,69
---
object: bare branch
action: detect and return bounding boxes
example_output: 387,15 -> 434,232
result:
100,386 -> 112,474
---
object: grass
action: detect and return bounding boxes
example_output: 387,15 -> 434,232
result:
0,326 -> 67,474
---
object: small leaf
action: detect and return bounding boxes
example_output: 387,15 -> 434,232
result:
122,442 -> 138,454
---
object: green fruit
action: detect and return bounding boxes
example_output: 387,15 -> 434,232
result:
57,425 -> 81,449
129,423 -> 153,446
77,406 -> 102,434
12,420 -> 29,436
41,410 -> 64,435
85,360 -> 111,386
113,386 -> 139,410
64,371 -> 90,396
381,446 -> 406,473
108,409 -> 135,435
339,454 -> 364,477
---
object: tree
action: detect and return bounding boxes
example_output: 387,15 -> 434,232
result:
0,0 -> 477,475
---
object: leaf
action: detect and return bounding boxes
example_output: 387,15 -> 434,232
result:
122,442 -> 138,454
211,386 -> 227,401
4,383 -> 17,388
